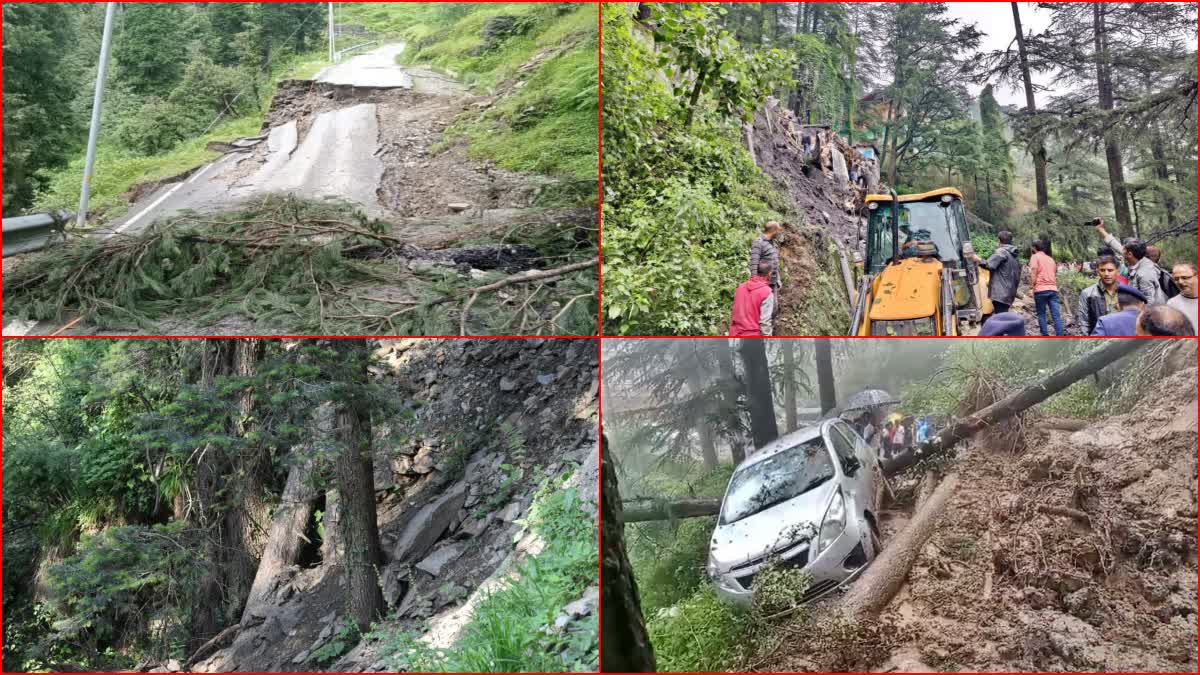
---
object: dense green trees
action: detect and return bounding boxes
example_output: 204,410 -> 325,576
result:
2,3 -> 326,215
1,339 -> 397,671
1,5 -> 83,212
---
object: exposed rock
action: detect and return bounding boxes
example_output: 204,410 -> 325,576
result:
292,650 -> 309,664
411,446 -> 436,474
536,373 -> 555,386
448,202 -> 471,213
381,561 -> 410,606
165,659 -> 182,672
416,542 -> 466,577
392,482 -> 468,562
499,376 -> 518,392
459,512 -> 493,538
497,500 -> 522,522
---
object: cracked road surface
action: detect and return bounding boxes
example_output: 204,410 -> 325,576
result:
97,44 -> 414,239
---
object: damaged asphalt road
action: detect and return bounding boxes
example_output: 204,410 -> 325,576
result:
99,44 -> 418,238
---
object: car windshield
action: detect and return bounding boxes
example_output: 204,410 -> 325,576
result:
720,436 -> 834,525
867,200 -> 965,273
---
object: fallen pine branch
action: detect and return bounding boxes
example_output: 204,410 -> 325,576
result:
459,257 -> 598,335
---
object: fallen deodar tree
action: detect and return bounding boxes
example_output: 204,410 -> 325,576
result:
622,338 -> 1150,521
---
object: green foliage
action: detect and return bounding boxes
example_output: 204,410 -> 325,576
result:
625,464 -> 733,612
373,475 -> 597,672
312,619 -> 360,665
1,4 -> 82,214
44,522 -> 201,668
750,563 -> 812,619
116,98 -> 206,156
645,587 -> 749,672
601,4 -> 806,334
971,231 -> 1000,260
116,3 -> 190,96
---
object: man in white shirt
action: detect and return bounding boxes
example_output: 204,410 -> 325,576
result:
1167,262 -> 1198,334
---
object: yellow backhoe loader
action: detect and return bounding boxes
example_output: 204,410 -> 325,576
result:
849,188 -> 991,336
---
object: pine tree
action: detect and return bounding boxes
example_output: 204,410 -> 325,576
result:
116,3 -> 189,95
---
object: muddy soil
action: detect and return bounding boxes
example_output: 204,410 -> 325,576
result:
765,364 -> 1198,673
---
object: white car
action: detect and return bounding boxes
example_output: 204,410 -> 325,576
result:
707,419 -> 884,605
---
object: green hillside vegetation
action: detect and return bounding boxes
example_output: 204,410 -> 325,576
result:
340,2 -> 597,184
5,3 -> 329,220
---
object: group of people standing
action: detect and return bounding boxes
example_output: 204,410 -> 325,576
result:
847,410 -> 933,460
977,219 -> 1196,337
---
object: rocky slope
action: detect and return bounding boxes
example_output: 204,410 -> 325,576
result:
186,338 -> 599,672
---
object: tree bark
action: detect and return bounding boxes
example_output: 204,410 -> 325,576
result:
709,339 -> 744,465
1093,3 -> 1132,229
239,456 -> 320,623
882,338 -> 1149,475
686,347 -> 718,471
815,339 -> 836,415
781,340 -> 798,432
739,338 -> 778,451
839,474 -> 959,619
601,436 -> 656,672
221,338 -> 269,619
329,339 -> 386,632
1011,2 -> 1048,210
622,498 -> 721,523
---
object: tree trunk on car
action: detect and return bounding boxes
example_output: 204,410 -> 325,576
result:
621,498 -> 722,523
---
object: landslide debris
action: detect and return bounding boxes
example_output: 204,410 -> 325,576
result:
764,356 -> 1198,672
190,338 -> 599,673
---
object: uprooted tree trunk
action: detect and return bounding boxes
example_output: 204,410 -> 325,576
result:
622,339 -> 1151,523
239,457 -> 320,623
881,338 -> 1149,476
839,473 -> 959,619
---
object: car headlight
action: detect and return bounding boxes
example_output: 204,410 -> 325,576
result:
814,488 -> 847,558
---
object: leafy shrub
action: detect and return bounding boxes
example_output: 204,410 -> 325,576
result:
646,587 -> 749,672
44,522 -> 202,666
116,98 -> 208,156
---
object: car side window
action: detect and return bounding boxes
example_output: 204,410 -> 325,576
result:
827,423 -> 858,465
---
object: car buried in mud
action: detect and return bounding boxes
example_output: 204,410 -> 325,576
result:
707,419 -> 884,606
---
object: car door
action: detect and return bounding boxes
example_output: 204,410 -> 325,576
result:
832,421 -> 881,509
824,421 -> 873,524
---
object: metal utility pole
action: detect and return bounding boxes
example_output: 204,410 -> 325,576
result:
77,2 -> 118,228
328,2 -> 336,62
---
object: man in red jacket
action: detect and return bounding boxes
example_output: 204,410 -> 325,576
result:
729,261 -> 776,336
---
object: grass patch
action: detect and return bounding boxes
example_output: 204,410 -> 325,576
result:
371,473 -> 597,672
646,587 -> 750,672
32,116 -> 262,220
339,2 -> 597,185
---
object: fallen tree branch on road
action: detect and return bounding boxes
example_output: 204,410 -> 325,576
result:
458,256 -> 598,335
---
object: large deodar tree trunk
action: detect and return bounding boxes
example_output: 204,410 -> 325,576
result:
328,339 -> 386,631
815,339 -> 836,415
739,338 -> 778,450
1012,2 -> 1048,210
600,436 -> 656,672
1093,3 -> 1133,230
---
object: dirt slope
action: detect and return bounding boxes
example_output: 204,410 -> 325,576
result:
765,360 -> 1197,673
